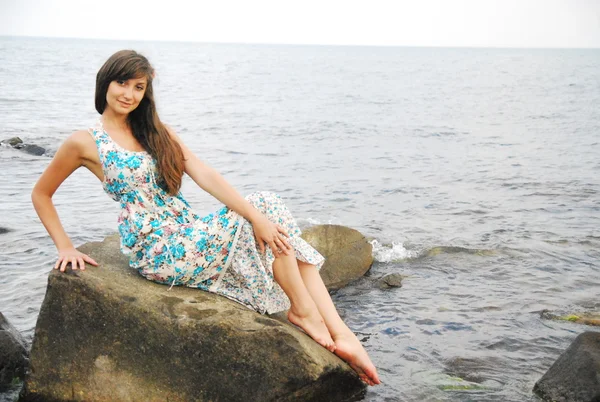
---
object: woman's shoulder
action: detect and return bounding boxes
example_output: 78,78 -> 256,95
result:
58,129 -> 98,158
68,129 -> 96,146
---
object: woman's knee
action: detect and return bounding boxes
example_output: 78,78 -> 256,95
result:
245,191 -> 282,210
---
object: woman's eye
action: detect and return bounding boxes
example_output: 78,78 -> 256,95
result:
136,86 -> 144,90
116,80 -> 125,85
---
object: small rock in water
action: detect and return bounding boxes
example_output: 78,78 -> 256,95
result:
15,144 -> 46,156
379,273 -> 403,288
540,309 -> 600,326
539,309 -> 557,320
0,312 -> 29,390
0,137 -> 23,147
444,356 -> 503,384
0,227 -> 9,235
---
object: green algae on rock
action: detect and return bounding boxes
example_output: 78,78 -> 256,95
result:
540,310 -> 600,327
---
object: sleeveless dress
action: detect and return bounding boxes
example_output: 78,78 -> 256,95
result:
88,119 -> 325,314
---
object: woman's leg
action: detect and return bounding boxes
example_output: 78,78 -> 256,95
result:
272,252 -> 336,352
297,260 -> 381,386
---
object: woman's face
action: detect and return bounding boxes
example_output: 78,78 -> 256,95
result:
105,77 -> 148,115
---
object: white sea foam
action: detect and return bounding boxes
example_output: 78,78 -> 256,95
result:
297,217 -> 342,227
370,239 -> 419,262
303,217 -> 322,225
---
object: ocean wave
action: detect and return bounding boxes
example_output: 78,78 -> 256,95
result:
296,217 -> 342,227
422,246 -> 497,258
371,240 -> 497,262
370,239 -> 419,262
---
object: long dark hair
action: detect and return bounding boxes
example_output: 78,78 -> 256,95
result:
95,50 -> 184,195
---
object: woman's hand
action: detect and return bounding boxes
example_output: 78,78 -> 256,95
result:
54,247 -> 99,272
252,215 -> 293,256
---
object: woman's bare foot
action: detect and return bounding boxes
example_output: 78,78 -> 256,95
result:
288,308 -> 336,352
333,332 -> 381,386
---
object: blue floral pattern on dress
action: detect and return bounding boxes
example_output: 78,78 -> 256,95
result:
88,119 -> 324,314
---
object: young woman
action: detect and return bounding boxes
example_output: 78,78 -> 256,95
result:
31,50 -> 380,386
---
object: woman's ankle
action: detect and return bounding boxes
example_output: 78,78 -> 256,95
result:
331,328 -> 356,341
289,303 -> 319,318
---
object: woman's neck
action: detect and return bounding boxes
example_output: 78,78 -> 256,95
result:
102,110 -> 130,132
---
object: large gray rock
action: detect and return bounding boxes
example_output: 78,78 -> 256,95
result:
301,225 -> 373,290
21,235 -> 365,402
0,312 -> 29,390
533,332 -> 600,402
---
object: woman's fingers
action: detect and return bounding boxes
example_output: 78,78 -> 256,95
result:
266,239 -> 277,255
253,219 -> 294,257
274,238 -> 290,255
83,254 -> 99,266
60,257 -> 69,272
268,238 -> 288,256
54,252 -> 99,272
276,226 -> 292,251
279,233 -> 292,250
277,225 -> 290,238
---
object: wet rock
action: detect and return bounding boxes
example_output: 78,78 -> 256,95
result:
301,225 -> 373,291
424,246 -> 495,257
379,273 -> 403,288
14,143 -> 46,156
411,371 -> 493,393
533,332 -> 600,402
444,356 -> 504,384
0,312 -> 29,391
0,137 -> 23,147
1,137 -> 47,156
540,310 -> 600,327
437,381 -> 487,391
0,227 -> 9,235
21,234 -> 365,402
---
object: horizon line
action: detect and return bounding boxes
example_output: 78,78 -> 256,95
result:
1,34 -> 599,50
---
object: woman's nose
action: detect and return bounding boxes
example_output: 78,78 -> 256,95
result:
123,86 -> 133,99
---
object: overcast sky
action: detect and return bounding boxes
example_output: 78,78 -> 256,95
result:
1,0 -> 599,48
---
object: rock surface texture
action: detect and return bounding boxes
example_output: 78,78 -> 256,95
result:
0,312 -> 29,390
379,273 -> 403,288
21,235 -> 366,402
16,144 -> 46,156
533,331 -> 600,402
301,224 -> 373,290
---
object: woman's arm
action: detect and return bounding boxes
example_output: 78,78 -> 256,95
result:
31,131 -> 99,271
168,128 -> 292,255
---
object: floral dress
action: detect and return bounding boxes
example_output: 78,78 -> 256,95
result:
88,119 -> 324,314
